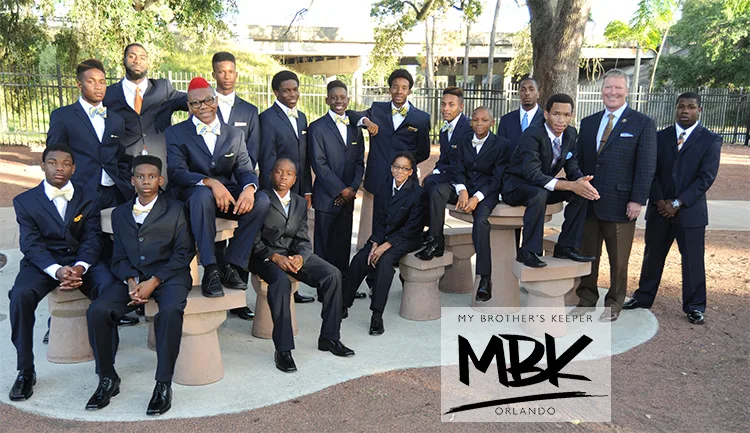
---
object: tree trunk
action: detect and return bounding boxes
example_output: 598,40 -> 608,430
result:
526,0 -> 591,106
649,26 -> 669,92
425,18 -> 435,88
487,0 -> 502,85
463,20 -> 472,85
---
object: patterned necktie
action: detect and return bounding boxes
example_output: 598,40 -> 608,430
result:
196,122 -> 221,136
50,186 -> 73,201
134,86 -> 143,115
88,106 -> 107,118
598,113 -> 615,154
521,112 -> 529,132
336,115 -> 350,125
441,121 -> 453,133
133,203 -> 150,216
677,131 -> 687,152
392,105 -> 408,116
551,136 -> 562,169
287,108 -> 299,119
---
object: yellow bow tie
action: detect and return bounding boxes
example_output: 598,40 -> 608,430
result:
441,121 -> 453,133
49,186 -> 73,201
88,106 -> 107,118
336,115 -> 350,125
287,108 -> 299,119
471,138 -> 485,148
133,203 -> 150,216
196,122 -> 221,136
391,105 -> 408,116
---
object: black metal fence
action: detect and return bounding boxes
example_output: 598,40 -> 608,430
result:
2,66 -> 748,145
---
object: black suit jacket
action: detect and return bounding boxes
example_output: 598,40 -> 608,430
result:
13,181 -> 102,271
451,132 -> 510,199
219,95 -> 260,167
497,106 -> 545,154
434,113 -> 472,176
308,113 -> 365,212
646,124 -> 722,227
111,196 -> 195,285
165,117 -> 258,196
502,124 -> 583,194
252,190 -> 313,262
46,102 -> 133,200
577,106 -> 657,222
258,103 -> 312,195
370,176 -> 425,248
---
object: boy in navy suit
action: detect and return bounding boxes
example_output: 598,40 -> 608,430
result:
8,144 -> 115,402
308,80 -> 365,274
85,155 -> 195,414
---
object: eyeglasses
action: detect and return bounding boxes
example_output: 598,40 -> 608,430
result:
391,164 -> 412,172
188,96 -> 217,109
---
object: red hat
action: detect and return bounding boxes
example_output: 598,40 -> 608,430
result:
188,77 -> 211,92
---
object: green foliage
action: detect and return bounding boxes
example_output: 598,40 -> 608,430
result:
504,25 -> 532,79
603,0 -> 678,49
0,0 -> 53,69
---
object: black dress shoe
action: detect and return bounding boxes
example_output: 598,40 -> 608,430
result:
118,315 -> 140,326
622,298 -> 650,310
294,292 -> 315,303
342,307 -> 349,319
415,238 -> 445,261
220,264 -> 247,289
553,245 -> 596,262
274,351 -> 297,373
42,330 -> 49,345
421,233 -> 433,246
369,312 -> 384,335
85,376 -> 120,410
318,338 -> 355,357
9,369 -> 36,401
201,269 -> 225,298
599,310 -> 620,322
230,306 -> 254,320
687,310 -> 705,324
475,277 -> 492,302
146,381 -> 172,416
517,249 -> 547,268
354,291 -> 367,299
135,305 -> 145,316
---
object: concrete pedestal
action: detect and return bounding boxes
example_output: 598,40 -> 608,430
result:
543,233 -> 582,306
250,274 -> 300,339
439,227 -> 474,294
356,189 -> 374,249
399,252 -> 453,320
47,288 -> 93,363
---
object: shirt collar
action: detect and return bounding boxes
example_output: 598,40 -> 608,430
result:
43,180 -> 73,200
391,102 -> 409,115
135,195 -> 158,210
78,96 -> 103,112
191,115 -> 221,130
273,189 -> 291,204
217,91 -> 235,104
521,105 -> 539,119
392,178 -> 406,191
328,109 -> 347,122
275,99 -> 296,114
676,122 -> 699,138
605,103 -> 628,119
122,78 -> 148,95
447,114 -> 462,129
472,133 -> 489,145
544,123 -> 563,141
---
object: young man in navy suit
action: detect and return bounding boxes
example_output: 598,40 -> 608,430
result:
258,70 -> 315,304
342,152 -> 426,335
85,155 -> 195,414
166,77 -> 271,298
8,144 -> 115,402
249,158 -> 354,373
624,92 -> 722,325
414,108 -> 509,302
308,80 -> 365,274
46,58 -> 132,209
501,93 -> 598,268
497,77 -> 544,155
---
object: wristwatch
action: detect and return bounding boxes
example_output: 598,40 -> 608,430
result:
671,199 -> 682,210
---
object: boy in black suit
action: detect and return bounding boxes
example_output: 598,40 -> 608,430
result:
308,80 -> 365,274
85,155 -> 195,414
8,144 -> 115,402
342,152 -> 426,335
501,93 -> 598,268
249,158 -> 354,373
416,107 -> 509,303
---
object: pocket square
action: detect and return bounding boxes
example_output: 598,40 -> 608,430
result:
234,122 -> 247,127
565,151 -> 573,160
407,126 -> 418,132
110,135 -> 118,138
301,130 -> 307,135
620,132 -> 634,138
224,153 -> 235,158
351,141 -> 358,145
73,214 -> 83,223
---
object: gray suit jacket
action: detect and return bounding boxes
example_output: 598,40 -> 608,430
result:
252,189 -> 312,262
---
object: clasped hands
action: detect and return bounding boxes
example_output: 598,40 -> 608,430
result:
127,276 -> 161,306
655,199 -> 678,219
204,178 -> 256,215
456,190 -> 479,213
271,253 -> 304,274
55,265 -> 85,290
367,241 -> 392,267
334,187 -> 357,206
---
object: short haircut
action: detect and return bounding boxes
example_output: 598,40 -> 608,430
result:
442,86 -> 464,101
519,76 -> 538,87
391,151 -> 416,170
212,52 -> 236,67
76,58 -> 105,81
123,43 -> 146,59
472,106 -> 494,119
677,91 -> 701,107
272,70 -> 299,91
545,93 -> 575,112
388,69 -> 414,89
43,143 -> 75,164
272,157 -> 297,173
327,80 -> 348,94
602,68 -> 630,88
133,155 -> 163,173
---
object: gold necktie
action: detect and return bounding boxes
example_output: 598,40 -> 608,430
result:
134,86 -> 143,115
392,105 -> 408,116
598,113 -> 615,154
50,187 -> 73,201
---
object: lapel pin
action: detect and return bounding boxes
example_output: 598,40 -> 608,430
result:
622,118 -> 627,123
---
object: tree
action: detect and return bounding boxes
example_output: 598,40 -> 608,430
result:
486,0 -> 502,84
0,0 -> 53,69
457,0 -> 482,84
504,25 -> 533,79
526,0 -> 591,105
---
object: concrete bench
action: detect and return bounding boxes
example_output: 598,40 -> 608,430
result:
513,258 -> 591,338
439,227 -> 474,294
47,288 -> 93,364
398,252 -> 453,321
145,288 -> 246,386
543,233 -> 582,307
249,274 -> 300,339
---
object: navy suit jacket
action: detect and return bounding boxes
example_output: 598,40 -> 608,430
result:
13,182 -> 102,271
111,196 -> 195,285
451,132 -> 510,199
308,113 -> 365,212
46,102 -> 133,200
258,103 -> 312,195
502,124 -> 583,194
219,96 -> 260,167
165,117 -> 258,196
103,78 -> 187,157
434,113 -> 472,176
646,124 -> 722,227
253,190 -> 312,262
497,106 -> 545,154
370,176 -> 425,248
577,106 -> 657,222
350,102 -> 431,193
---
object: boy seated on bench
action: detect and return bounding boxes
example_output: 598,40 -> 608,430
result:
85,155 -> 195,415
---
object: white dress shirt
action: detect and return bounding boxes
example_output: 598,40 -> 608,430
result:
596,103 -> 628,151
543,124 -> 563,191
78,97 -> 115,187
276,100 -> 299,137
676,122 -> 699,151
392,178 -> 406,196
391,102 -> 408,130
520,105 -> 540,129
132,195 -> 158,224
217,91 -> 236,122
274,189 -> 292,216
454,133 -> 489,202
121,78 -> 148,112
42,180 -> 90,279
433,115 -> 463,175
192,115 -> 221,155
328,110 -> 348,144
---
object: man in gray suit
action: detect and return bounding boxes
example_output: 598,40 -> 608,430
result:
573,69 -> 657,322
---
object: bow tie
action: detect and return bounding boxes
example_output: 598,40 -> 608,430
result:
217,94 -> 234,106
133,203 -> 151,216
287,108 -> 299,119
196,122 -> 221,136
441,121 -> 454,133
471,138 -> 486,148
278,195 -> 291,207
335,115 -> 350,125
49,186 -> 74,201
391,105 -> 408,116
88,106 -> 107,118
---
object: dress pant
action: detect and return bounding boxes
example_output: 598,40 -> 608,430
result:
248,254 -> 342,352
179,186 -> 270,268
427,182 -> 458,237
576,216 -> 636,312
343,239 -> 421,313
472,196 -> 500,277
314,200 -> 355,274
501,185 -> 587,254
86,275 -> 190,382
8,261 -> 113,371
634,214 -> 707,313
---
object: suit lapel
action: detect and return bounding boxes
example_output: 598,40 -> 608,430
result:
267,189 -> 289,220
540,134 -> 554,171
185,118 -> 213,158
115,81 -> 135,114
212,124 -> 232,159
396,103 -> 415,131
679,124 -> 702,155
531,106 -> 545,124
141,195 -> 167,228
72,104 -> 99,142
599,107 -> 631,156
550,131 -> 573,174
324,115 -> 346,147
476,133 -> 494,159
34,184 -> 65,225
390,177 -> 413,206
141,79 -> 157,111
63,186 -> 83,225
274,104 -> 298,138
